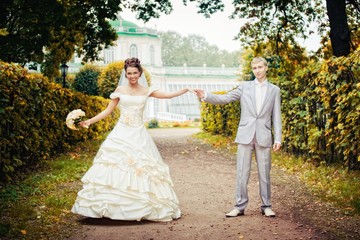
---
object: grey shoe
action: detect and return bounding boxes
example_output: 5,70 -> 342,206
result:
262,208 -> 275,217
225,209 -> 244,217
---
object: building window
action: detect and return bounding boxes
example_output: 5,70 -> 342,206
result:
150,45 -> 155,65
104,47 -> 114,64
130,44 -> 138,58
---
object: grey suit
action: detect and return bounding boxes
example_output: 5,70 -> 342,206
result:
205,80 -> 282,211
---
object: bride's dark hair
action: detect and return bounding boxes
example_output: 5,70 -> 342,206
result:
124,58 -> 143,74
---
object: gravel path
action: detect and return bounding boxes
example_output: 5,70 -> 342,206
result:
69,128 -> 359,240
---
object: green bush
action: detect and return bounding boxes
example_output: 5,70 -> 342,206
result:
201,90 -> 240,138
98,61 -> 124,98
54,74 -> 74,89
148,119 -> 159,128
0,61 -> 119,181
72,64 -> 101,96
280,49 -> 360,169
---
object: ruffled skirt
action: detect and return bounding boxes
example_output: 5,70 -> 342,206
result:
71,123 -> 181,222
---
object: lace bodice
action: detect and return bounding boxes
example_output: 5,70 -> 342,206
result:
109,87 -> 156,128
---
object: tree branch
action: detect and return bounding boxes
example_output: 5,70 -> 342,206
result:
275,4 -> 289,54
347,0 -> 360,13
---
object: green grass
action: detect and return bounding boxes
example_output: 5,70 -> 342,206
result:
273,152 -> 360,216
0,135 -> 106,239
193,131 -> 360,216
192,131 -> 237,153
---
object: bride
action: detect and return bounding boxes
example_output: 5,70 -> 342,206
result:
71,58 -> 193,222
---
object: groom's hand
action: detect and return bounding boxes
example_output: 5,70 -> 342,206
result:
273,142 -> 281,151
194,89 -> 205,99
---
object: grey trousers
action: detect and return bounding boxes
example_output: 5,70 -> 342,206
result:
234,136 -> 272,211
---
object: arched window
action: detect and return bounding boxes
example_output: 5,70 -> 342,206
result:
150,45 -> 155,65
130,44 -> 138,58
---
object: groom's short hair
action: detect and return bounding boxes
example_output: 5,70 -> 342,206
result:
251,57 -> 268,67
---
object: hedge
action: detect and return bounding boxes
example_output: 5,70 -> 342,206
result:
201,48 -> 360,170
201,90 -> 240,138
0,61 -> 120,181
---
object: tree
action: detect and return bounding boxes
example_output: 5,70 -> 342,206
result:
326,0 -> 350,56
184,0 -> 360,57
73,64 -> 101,96
0,0 -> 173,79
159,31 -> 240,67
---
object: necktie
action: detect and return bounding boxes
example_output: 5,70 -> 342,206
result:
256,83 -> 265,114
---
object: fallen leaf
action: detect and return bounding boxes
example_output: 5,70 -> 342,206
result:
239,235 -> 244,239
21,230 -> 26,234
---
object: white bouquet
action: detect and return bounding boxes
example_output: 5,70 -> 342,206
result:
66,109 -> 87,130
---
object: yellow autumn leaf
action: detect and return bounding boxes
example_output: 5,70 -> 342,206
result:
239,235 -> 244,239
21,230 -> 26,234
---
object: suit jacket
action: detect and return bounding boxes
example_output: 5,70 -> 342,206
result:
205,80 -> 282,147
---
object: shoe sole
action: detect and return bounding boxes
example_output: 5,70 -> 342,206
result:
225,212 -> 244,217
262,212 -> 275,217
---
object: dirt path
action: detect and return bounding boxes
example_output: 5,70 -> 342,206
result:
69,128 -> 358,240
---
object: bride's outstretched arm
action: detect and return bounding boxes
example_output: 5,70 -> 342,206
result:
150,88 -> 195,99
79,98 -> 119,128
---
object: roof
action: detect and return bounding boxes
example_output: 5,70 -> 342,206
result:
109,19 -> 139,28
108,17 -> 159,38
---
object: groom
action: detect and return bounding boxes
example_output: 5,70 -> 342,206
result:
195,57 -> 282,217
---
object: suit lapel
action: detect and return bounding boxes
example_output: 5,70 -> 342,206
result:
261,83 -> 273,112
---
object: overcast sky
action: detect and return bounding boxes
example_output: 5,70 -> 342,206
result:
121,0 -> 321,52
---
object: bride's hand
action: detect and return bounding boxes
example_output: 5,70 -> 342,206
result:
79,120 -> 90,129
187,88 -> 196,94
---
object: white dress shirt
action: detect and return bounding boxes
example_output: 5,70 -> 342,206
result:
255,78 -> 268,114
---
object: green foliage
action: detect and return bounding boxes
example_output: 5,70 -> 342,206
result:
159,31 -> 241,67
201,90 -> 240,138
73,64 -> 101,96
280,48 -> 360,169
0,61 -> 119,181
192,0 -> 359,56
183,0 -> 224,18
273,152 -> 360,216
0,0 -> 123,78
193,131 -> 237,153
98,61 -> 125,98
0,135 -> 103,239
54,73 -> 75,89
231,1 -> 326,52
0,0 -> 176,78
148,119 -> 159,128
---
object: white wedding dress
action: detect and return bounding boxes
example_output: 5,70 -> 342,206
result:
71,87 -> 181,222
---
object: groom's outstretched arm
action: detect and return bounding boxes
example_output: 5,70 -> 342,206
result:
202,86 -> 243,105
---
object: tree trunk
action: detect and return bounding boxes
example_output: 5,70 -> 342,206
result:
326,0 -> 351,57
